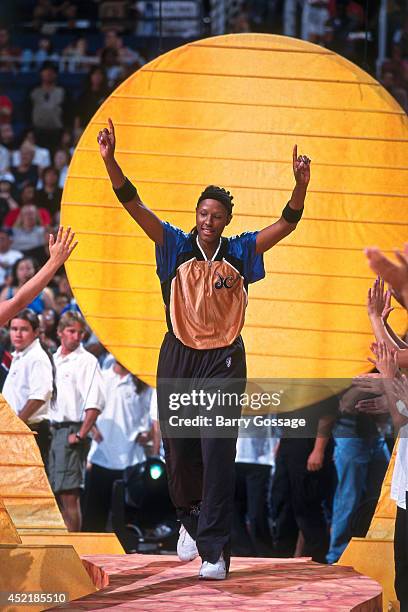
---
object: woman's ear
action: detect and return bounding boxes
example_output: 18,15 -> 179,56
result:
226,214 -> 232,226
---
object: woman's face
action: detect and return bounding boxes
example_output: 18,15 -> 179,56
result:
21,186 -> 35,205
91,68 -> 104,88
195,199 -> 230,246
54,150 -> 68,169
20,204 -> 37,228
16,259 -> 35,284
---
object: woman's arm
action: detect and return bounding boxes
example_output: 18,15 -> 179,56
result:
0,227 -> 77,326
98,118 -> 164,246
367,277 -> 408,367
256,145 -> 310,255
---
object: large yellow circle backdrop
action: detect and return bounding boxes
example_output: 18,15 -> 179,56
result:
62,34 -> 407,389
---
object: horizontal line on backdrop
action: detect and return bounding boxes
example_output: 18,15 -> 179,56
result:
77,147 -> 408,172
141,68 -> 378,87
106,343 -> 367,363
72,286 -> 401,308
68,216 -> 408,229
67,177 -> 408,199
190,43 -> 334,54
109,94 -> 405,116
68,244 -> 392,266
92,120 -> 406,143
84,314 -> 373,336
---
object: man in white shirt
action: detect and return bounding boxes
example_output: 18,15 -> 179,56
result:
49,311 -> 104,531
83,361 -> 156,532
2,309 -> 54,467
0,227 -> 23,286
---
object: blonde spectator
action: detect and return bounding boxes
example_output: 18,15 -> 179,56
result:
11,205 -> 48,263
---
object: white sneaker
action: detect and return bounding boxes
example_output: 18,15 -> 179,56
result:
177,524 -> 199,561
198,554 -> 227,580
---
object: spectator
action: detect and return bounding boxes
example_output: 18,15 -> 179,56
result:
61,36 -> 90,73
53,148 -> 70,188
74,66 -> 110,130
55,292 -> 70,315
27,61 -> 71,152
0,123 -> 17,153
0,256 -> 55,313
302,0 -> 330,45
100,47 -> 123,89
21,36 -> 58,72
12,129 -> 51,170
49,311 -> 104,531
232,420 -> 278,557
0,90 -> 13,125
11,205 -> 49,263
0,142 -> 10,174
0,227 -> 23,287
393,15 -> 408,59
83,360 -> 156,532
325,1 -> 356,59
0,28 -> 21,72
39,307 -> 59,352
36,166 -> 62,220
2,308 -> 54,468
3,183 -> 51,229
271,399 -> 336,563
0,180 -> 18,226
59,129 -> 75,156
11,144 -> 40,194
381,69 -> 408,112
326,381 -> 390,564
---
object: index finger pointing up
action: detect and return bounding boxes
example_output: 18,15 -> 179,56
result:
293,144 -> 297,168
108,117 -> 115,137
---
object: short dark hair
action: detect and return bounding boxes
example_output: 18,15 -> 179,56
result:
196,185 -> 234,216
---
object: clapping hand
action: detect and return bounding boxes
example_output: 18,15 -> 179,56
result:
368,341 -> 399,379
367,277 -> 393,322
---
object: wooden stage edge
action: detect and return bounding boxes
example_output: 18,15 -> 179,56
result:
50,554 -> 383,611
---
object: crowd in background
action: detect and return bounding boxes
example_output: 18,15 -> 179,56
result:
0,0 -> 406,569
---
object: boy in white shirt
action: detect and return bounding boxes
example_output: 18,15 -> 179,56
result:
49,311 -> 104,531
3,308 -> 54,468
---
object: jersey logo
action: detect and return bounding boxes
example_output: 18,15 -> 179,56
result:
226,356 -> 232,368
215,273 -> 239,289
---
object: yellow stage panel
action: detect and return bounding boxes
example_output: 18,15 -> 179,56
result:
62,34 -> 408,400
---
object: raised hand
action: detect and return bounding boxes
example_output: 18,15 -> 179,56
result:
367,276 -> 393,321
365,245 -> 408,308
368,341 -> 399,379
292,144 -> 311,187
48,226 -> 77,267
97,117 -> 116,161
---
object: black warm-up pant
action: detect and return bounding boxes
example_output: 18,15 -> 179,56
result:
157,332 -> 247,569
395,494 -> 408,610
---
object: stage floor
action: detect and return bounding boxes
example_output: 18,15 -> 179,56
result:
51,554 -> 382,611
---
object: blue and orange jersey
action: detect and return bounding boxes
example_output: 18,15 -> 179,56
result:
155,222 -> 265,350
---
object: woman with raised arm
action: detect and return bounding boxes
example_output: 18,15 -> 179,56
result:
98,118 -> 310,579
0,226 -> 77,327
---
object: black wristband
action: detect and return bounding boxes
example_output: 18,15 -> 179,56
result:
282,201 -> 304,223
113,177 -> 137,203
